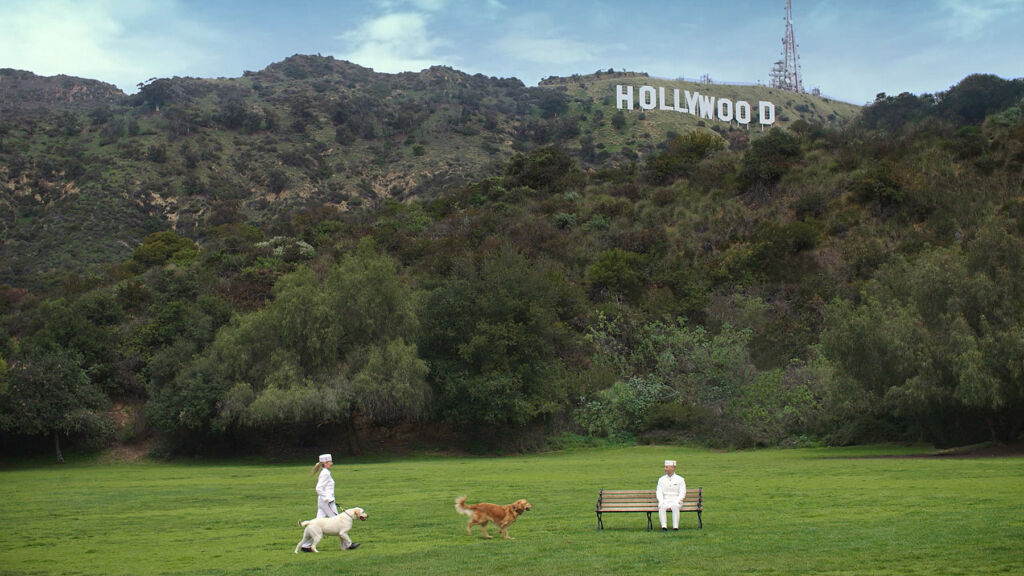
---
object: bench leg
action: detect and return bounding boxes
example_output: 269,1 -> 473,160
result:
596,512 -> 603,530
697,511 -> 702,529
646,512 -> 653,531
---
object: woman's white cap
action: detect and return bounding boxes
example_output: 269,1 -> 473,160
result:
664,460 -> 676,466
319,453 -> 332,463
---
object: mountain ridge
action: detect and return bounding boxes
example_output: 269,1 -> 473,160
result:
1,68 -> 125,118
0,54 -> 861,287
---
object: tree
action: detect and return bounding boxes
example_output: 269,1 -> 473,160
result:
820,223 -> 1024,445
31,295 -> 122,395
858,92 -> 933,131
937,74 -> 1024,125
645,131 -> 726,184
535,90 -> 569,118
0,356 -> 8,396
586,248 -> 645,303
421,248 -> 583,443
267,168 -> 290,194
740,129 -> 802,187
504,146 -> 583,194
350,338 -> 430,424
133,77 -> 179,110
178,239 -> 425,446
581,314 -> 765,444
132,231 -> 199,268
0,341 -> 110,462
611,110 -> 626,130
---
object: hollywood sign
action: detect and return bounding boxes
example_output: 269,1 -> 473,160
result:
616,85 -> 776,126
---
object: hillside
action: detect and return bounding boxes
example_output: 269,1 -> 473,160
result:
2,58 -> 1022,459
541,70 -> 861,149
0,68 -> 125,118
0,55 -> 859,287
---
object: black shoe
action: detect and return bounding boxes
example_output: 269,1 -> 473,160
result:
661,527 -> 668,532
300,547 -> 312,553
673,528 -> 679,531
348,543 -> 360,550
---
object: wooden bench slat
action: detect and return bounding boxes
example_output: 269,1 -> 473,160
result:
601,489 -> 702,495
602,489 -> 702,493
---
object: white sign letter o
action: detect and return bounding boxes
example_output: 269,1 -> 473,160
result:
639,86 -> 657,110
736,101 -> 751,124
717,98 -> 734,122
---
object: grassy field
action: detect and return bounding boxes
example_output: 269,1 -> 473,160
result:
1,445 -> 1021,575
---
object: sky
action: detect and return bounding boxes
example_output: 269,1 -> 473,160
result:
0,0 -> 1020,106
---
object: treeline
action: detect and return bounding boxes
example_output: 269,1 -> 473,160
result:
1,74 -> 1022,459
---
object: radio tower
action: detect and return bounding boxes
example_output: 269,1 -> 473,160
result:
770,0 -> 803,93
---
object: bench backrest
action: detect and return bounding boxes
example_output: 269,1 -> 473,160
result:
597,488 -> 702,511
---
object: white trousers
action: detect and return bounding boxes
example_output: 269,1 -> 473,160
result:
658,502 -> 681,529
316,498 -> 338,519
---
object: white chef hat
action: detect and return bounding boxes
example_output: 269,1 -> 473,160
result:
319,453 -> 332,463
664,460 -> 676,466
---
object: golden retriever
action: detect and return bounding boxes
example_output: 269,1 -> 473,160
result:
294,507 -> 367,553
454,496 -> 531,540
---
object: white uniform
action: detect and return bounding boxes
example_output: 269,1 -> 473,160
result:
656,473 -> 687,529
315,468 -> 338,518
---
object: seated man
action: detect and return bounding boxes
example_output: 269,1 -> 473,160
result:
656,459 -> 686,531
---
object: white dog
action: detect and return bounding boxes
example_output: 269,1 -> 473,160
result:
294,507 -> 368,553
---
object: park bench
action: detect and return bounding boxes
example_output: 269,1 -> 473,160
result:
595,487 -> 703,530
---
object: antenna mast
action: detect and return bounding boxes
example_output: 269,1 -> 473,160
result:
771,0 -> 803,93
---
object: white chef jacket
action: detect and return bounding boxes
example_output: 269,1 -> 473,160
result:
656,473 -> 687,506
316,468 -> 335,504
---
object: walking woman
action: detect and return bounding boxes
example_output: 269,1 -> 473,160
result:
299,453 -> 340,552
313,453 -> 338,518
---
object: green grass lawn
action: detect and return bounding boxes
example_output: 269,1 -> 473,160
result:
1,445 -> 1021,575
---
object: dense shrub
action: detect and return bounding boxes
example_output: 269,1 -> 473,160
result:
644,131 -> 727,184
740,129 -> 802,186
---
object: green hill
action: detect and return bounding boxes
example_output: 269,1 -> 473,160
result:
2,57 -> 1022,459
0,56 -> 859,286
541,70 -> 861,146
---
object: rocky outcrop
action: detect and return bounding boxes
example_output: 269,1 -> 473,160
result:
0,69 -> 125,118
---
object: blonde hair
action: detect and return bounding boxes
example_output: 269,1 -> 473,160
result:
312,461 -> 325,477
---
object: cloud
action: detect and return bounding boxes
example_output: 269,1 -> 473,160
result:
373,0 -> 449,13
484,0 -> 506,14
410,0 -> 449,10
336,11 -> 451,73
938,0 -> 1024,36
0,0 -> 221,93
495,13 -> 602,66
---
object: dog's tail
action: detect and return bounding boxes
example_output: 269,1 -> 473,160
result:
454,496 -> 473,516
299,519 -> 311,527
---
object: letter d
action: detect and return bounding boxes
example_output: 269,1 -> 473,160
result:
759,101 -> 776,126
